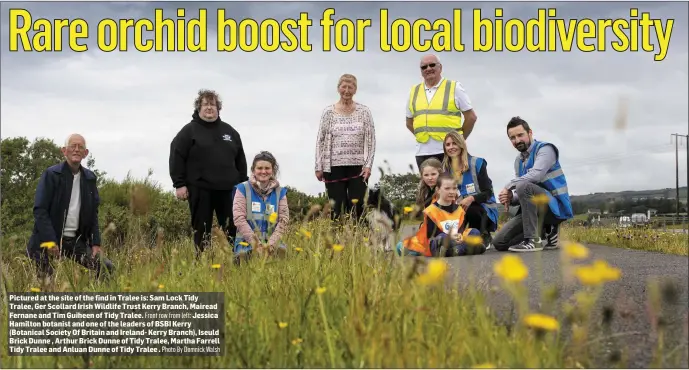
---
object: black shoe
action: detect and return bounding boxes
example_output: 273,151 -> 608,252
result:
508,238 -> 543,252
542,224 -> 560,250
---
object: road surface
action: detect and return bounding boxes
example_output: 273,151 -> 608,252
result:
397,225 -> 689,368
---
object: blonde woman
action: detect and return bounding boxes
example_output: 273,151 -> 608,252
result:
314,74 -> 376,221
442,131 -> 500,244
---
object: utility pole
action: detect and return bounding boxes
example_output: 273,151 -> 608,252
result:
671,133 -> 689,219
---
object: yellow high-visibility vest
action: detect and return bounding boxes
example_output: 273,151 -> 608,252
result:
408,79 -> 463,143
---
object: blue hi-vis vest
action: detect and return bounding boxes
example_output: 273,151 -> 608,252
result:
458,155 -> 500,230
234,181 -> 287,246
517,140 -> 574,220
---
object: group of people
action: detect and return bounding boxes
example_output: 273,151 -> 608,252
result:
25,53 -> 574,283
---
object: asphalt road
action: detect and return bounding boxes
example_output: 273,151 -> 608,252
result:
398,226 -> 689,368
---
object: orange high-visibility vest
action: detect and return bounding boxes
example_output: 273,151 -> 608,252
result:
402,202 -> 472,257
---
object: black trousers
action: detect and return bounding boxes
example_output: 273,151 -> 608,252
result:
464,203 -> 497,236
323,165 -> 368,221
188,185 -> 237,254
28,236 -> 115,280
415,153 -> 445,172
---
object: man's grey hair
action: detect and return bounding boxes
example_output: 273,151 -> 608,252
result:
64,134 -> 86,148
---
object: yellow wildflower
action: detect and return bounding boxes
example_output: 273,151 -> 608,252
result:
211,264 -> 221,269
239,241 -> 249,246
464,235 -> 484,246
278,322 -> 288,329
530,193 -> 551,206
299,228 -> 312,239
403,206 -> 414,214
268,212 -> 278,224
351,199 -> 359,204
294,247 -> 304,253
574,259 -> 621,286
332,244 -> 344,252
416,259 -> 449,285
493,255 -> 529,283
363,237 -> 369,243
158,284 -> 164,289
563,242 -> 589,260
291,338 -> 303,345
524,313 -> 560,331
40,241 -> 56,249
30,287 -> 40,292
315,287 -> 326,295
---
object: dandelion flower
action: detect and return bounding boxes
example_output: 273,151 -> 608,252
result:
332,244 -> 344,252
530,193 -> 550,206
316,287 -> 326,295
351,199 -> 359,204
158,284 -> 164,289
294,247 -> 304,252
464,235 -> 484,246
403,206 -> 414,214
292,338 -> 303,345
524,313 -> 560,331
239,241 -> 249,246
278,322 -> 288,329
299,228 -> 312,239
416,259 -> 449,285
30,287 -> 40,292
563,242 -> 589,260
493,255 -> 529,283
574,259 -> 622,286
268,212 -> 278,224
211,264 -> 221,269
40,241 -> 56,249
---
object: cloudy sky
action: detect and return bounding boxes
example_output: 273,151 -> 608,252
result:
2,0 -> 687,197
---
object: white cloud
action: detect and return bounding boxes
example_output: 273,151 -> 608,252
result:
1,1 -> 687,198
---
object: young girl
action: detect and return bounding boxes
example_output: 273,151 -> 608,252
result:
415,157 -> 443,211
397,173 -> 486,257
232,151 -> 290,261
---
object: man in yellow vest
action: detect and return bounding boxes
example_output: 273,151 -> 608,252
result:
406,54 -> 478,171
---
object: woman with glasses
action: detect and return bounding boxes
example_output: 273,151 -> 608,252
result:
232,151 -> 289,262
441,131 -> 499,246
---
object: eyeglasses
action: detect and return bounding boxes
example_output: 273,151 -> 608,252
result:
420,63 -> 438,70
67,144 -> 86,151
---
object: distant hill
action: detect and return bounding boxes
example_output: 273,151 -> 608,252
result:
571,187 -> 688,204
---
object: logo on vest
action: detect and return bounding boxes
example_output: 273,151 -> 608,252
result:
439,220 -> 459,234
465,183 -> 476,194
222,134 -> 232,141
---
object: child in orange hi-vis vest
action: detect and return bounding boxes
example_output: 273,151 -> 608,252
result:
396,173 -> 487,257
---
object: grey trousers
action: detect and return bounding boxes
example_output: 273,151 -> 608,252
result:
492,182 -> 562,251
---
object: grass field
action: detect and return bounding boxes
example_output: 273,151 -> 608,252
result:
1,214 -> 686,368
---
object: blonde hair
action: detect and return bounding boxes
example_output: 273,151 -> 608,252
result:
442,131 -> 469,175
415,157 -> 443,208
337,73 -> 357,88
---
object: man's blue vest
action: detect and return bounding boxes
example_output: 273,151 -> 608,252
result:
458,155 -> 500,230
233,181 -> 288,248
517,140 -> 574,220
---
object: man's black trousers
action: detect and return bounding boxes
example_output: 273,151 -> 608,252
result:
187,185 -> 237,253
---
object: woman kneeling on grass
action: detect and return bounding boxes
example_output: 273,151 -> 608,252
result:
397,173 -> 487,257
232,151 -> 289,261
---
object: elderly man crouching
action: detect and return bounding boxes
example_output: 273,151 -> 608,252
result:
26,134 -> 115,282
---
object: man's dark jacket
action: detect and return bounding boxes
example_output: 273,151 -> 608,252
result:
27,161 -> 102,252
